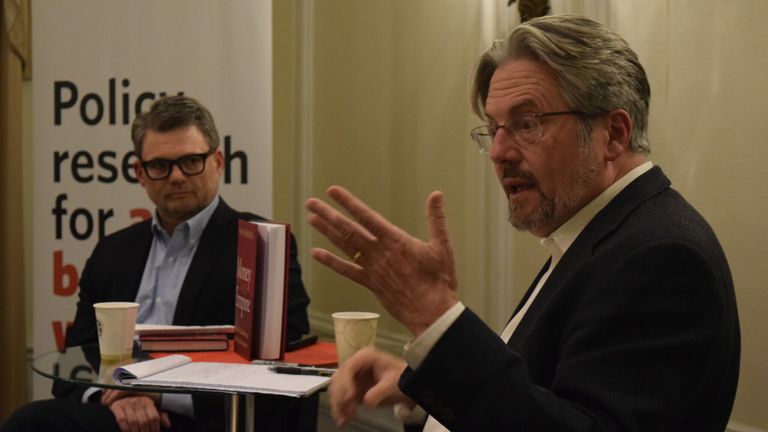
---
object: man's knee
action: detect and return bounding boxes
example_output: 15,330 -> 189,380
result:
3,400 -> 59,431
1,399 -> 118,432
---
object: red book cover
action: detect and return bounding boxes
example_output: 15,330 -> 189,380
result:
233,220 -> 290,361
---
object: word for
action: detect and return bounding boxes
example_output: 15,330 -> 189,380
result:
52,194 -> 151,241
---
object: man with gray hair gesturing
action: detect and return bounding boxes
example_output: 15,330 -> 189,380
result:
305,15 -> 739,431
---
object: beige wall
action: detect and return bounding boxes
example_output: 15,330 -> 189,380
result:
274,0 -> 766,429
273,0 -> 518,352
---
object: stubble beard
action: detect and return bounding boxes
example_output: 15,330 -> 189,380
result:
508,142 -> 600,235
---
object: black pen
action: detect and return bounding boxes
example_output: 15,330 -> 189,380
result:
268,366 -> 335,377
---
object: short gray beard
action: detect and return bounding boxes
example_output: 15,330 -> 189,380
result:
508,140 -> 600,235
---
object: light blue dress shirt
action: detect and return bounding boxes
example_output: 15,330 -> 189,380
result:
135,196 -> 220,324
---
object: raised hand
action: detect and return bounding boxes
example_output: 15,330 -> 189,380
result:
329,347 -> 414,427
306,186 -> 458,336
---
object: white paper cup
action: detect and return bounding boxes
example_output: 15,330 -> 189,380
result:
93,302 -> 139,362
332,311 -> 379,366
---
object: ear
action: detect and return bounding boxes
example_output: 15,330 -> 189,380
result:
603,109 -> 632,161
213,149 -> 224,176
134,160 -> 147,188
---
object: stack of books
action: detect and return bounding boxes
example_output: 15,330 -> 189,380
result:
135,324 -> 235,352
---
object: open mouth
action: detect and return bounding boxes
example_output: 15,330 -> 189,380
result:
509,184 -> 534,195
503,178 -> 536,197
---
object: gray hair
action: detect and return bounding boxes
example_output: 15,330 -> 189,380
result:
471,15 -> 651,154
131,95 -> 220,158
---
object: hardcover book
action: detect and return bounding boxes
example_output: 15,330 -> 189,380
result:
139,334 -> 230,352
233,220 -> 290,360
135,324 -> 234,336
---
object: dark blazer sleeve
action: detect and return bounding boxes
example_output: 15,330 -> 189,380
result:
53,222 -> 151,401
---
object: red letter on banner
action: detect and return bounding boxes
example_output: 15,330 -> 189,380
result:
130,208 -> 151,223
53,250 -> 79,296
52,321 -> 73,350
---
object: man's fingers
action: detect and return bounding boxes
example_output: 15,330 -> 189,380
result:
361,379 -> 395,408
326,186 -> 393,239
134,409 -> 150,432
329,349 -> 371,427
160,411 -> 172,429
118,402 -> 138,432
101,389 -> 114,405
141,403 -> 160,432
109,396 -> 163,432
306,198 -> 377,257
329,375 -> 359,427
329,390 -> 357,427
126,402 -> 144,432
310,248 -> 367,283
426,191 -> 451,251
102,389 -> 125,406
110,404 -> 128,432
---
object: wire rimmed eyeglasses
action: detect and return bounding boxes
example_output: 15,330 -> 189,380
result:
470,110 -> 586,153
139,149 -> 214,180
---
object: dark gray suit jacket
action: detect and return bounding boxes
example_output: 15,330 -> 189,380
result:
400,167 -> 740,431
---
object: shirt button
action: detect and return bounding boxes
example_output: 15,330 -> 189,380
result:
156,297 -> 163,304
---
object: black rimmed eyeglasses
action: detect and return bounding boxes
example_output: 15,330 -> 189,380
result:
139,149 -> 214,180
470,110 -> 587,153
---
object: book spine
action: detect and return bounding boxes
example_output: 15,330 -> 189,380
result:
278,223 -> 291,360
234,220 -> 258,360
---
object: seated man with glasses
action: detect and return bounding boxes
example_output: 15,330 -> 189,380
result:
305,15 -> 739,432
4,95 -> 314,432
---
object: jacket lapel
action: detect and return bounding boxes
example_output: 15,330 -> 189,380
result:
172,199 -> 237,325
117,221 -> 153,302
509,166 -> 671,339
511,258 -> 552,318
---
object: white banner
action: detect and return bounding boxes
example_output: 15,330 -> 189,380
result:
31,0 -> 272,399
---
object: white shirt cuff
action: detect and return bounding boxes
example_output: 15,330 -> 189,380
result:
403,302 -> 465,369
394,402 -> 428,424
81,387 -> 101,403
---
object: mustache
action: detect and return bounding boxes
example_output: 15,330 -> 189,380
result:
501,164 -> 537,184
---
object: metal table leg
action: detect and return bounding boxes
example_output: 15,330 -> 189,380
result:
245,394 -> 255,432
229,394 -> 240,432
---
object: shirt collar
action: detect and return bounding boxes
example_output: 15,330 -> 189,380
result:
541,161 -> 654,262
151,195 -> 220,244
